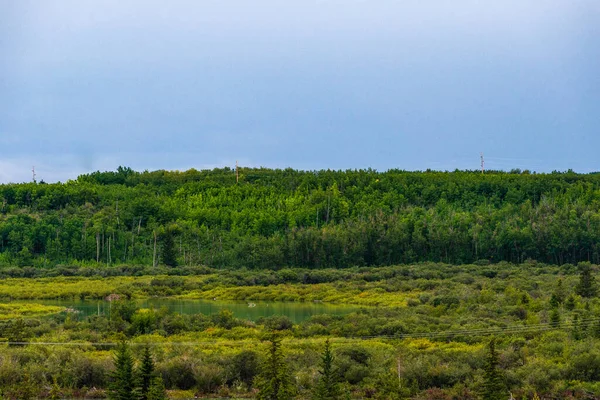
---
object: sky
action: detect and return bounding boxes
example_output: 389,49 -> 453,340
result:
1,0 -> 599,183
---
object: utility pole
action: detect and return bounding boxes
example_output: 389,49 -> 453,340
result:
32,166 -> 36,183
480,153 -> 485,174
236,160 -> 239,184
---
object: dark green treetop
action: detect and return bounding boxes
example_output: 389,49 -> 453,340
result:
575,264 -> 597,298
482,338 -> 506,400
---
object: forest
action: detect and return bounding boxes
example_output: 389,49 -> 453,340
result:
2,167 -> 600,269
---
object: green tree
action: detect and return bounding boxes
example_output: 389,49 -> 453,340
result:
313,339 -> 341,400
147,376 -> 168,400
109,342 -> 138,400
572,314 -> 582,340
481,338 -> 505,400
138,346 -> 155,400
255,334 -> 295,400
161,229 -> 177,267
6,318 -> 32,346
592,315 -> 600,338
12,372 -> 37,400
228,350 -> 260,388
550,308 -> 561,327
553,278 -> 567,304
575,264 -> 597,298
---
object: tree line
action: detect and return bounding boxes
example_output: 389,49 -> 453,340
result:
3,167 -> 600,269
83,335 -> 507,400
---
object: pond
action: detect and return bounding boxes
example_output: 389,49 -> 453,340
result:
34,298 -> 362,323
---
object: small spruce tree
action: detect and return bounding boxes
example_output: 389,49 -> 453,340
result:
572,314 -> 581,340
550,308 -> 561,327
161,229 -> 177,267
147,376 -> 168,400
565,295 -> 577,311
549,294 -> 560,308
108,342 -> 138,400
554,278 -> 567,304
138,345 -> 156,400
255,333 -> 295,400
575,264 -> 597,298
593,315 -> 600,338
481,338 -> 506,400
313,339 -> 341,400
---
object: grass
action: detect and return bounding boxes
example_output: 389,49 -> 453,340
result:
0,302 -> 65,319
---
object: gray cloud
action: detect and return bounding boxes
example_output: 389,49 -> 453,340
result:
1,0 -> 599,183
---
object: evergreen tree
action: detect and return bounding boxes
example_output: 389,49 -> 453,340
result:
553,278 -> 566,304
255,334 -> 295,400
565,295 -> 577,311
580,310 -> 591,336
161,229 -> 177,267
109,342 -> 138,400
138,346 -> 155,400
147,376 -> 168,400
481,338 -> 505,400
313,339 -> 341,400
549,294 -> 560,308
550,308 -> 561,327
592,315 -> 600,338
572,314 -> 581,340
575,264 -> 597,298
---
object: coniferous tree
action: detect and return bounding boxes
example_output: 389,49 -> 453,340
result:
549,294 -> 560,308
575,264 -> 597,298
572,314 -> 581,340
481,338 -> 505,400
592,315 -> 600,338
313,339 -> 341,400
550,308 -> 561,327
565,295 -> 577,311
255,334 -> 295,400
147,376 -> 168,400
553,278 -> 566,304
161,229 -> 177,267
138,346 -> 155,400
109,342 -> 138,400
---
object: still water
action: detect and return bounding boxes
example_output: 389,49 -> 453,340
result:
35,298 -> 361,323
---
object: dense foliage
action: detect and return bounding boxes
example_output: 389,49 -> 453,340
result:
0,262 -> 600,398
4,167 -> 600,398
4,167 -> 600,269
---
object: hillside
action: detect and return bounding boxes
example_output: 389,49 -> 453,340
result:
2,167 -> 600,269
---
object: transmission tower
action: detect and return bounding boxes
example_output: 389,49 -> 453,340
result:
480,153 -> 485,174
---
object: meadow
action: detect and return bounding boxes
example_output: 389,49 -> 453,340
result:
1,261 -> 600,399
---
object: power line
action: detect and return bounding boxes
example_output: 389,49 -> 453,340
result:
3,316 -> 596,347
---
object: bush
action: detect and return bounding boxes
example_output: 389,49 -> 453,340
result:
258,315 -> 294,331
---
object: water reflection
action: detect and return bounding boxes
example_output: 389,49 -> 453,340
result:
34,299 -> 360,323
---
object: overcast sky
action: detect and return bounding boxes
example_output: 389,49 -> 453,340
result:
1,1 -> 599,183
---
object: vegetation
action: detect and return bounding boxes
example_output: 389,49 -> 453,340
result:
313,339 -> 341,400
109,341 -> 137,400
255,334 -> 295,400
0,261 -> 597,398
481,338 -> 505,400
3,167 -> 600,398
3,167 -> 600,269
